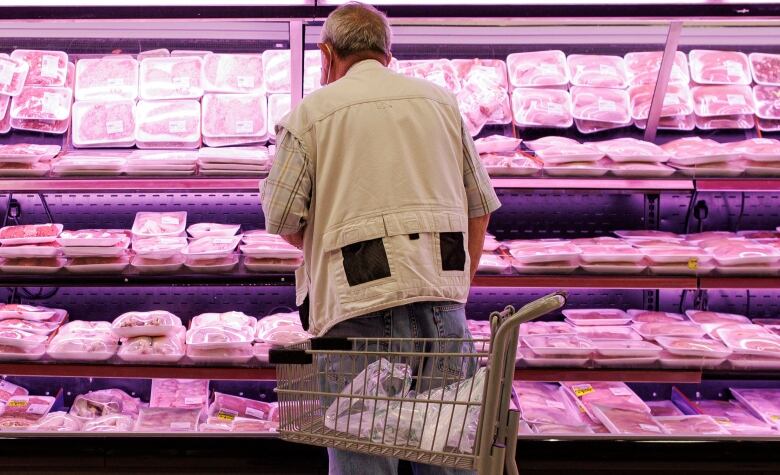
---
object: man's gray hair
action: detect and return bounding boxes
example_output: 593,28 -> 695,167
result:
321,2 -> 391,57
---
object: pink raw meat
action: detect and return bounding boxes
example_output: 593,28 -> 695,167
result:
135,407 -> 200,432
507,50 -> 569,87
118,331 -> 185,359
397,59 -> 460,92
753,85 -> 780,120
208,392 -> 275,420
473,135 -> 521,155
708,241 -> 780,266
0,103 -> 9,134
592,405 -> 665,435
202,53 -> 264,93
0,318 -> 61,335
150,379 -> 209,409
0,53 -> 29,96
571,86 -> 630,123
71,100 -> 136,147
647,400 -> 684,417
633,321 -> 705,339
10,50 -> 68,87
457,81 -> 510,136
694,400 -> 774,435
508,241 -> 581,264
512,88 -> 572,128
695,114 -> 755,130
0,395 -> 55,428
519,321 -> 575,336
567,55 -> 628,88
660,137 -> 728,161
135,99 -> 201,145
139,56 -> 202,100
262,50 -> 321,94
629,311 -> 685,324
513,382 -> 584,427
635,113 -> 696,131
716,326 -> 780,356
624,51 -> 690,86
628,83 -> 693,120
689,50 -> 751,85
726,138 -> 780,160
10,86 -> 72,121
562,381 -> 649,417
453,59 -> 508,89
0,380 -> 28,404
749,53 -> 780,85
201,93 -> 267,139
592,138 -> 669,162
656,415 -> 729,435
693,85 -> 755,117
75,57 -> 139,100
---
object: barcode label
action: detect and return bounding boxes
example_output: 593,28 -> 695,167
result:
41,92 -> 61,114
609,387 -> 633,397
237,76 -> 254,88
599,64 -> 617,76
172,76 -> 191,88
40,54 -> 60,78
106,120 -> 124,134
235,120 -> 254,134
0,62 -> 14,86
170,421 -> 192,430
245,407 -> 266,419
727,94 -> 746,106
168,120 -> 186,133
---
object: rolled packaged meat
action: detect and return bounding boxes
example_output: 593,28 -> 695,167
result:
139,55 -> 203,100
0,53 -> 30,96
567,54 -> 628,88
512,88 -> 573,128
112,310 -> 182,338
689,49 -> 751,85
69,388 -> 141,420
75,57 -> 139,101
202,53 -> 264,94
507,50 -> 569,87
131,211 -> 187,238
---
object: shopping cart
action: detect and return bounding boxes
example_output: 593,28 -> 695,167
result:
270,292 -> 566,475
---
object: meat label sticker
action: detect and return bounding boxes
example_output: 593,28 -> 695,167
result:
172,76 -> 191,89
245,407 -> 266,419
184,396 -> 202,405
40,55 -> 60,78
663,94 -> 680,106
713,416 -> 732,425
106,120 -> 124,134
235,120 -> 254,134
725,61 -> 743,79
727,94 -> 747,106
571,384 -> 594,397
545,400 -> 566,410
599,65 -> 617,77
538,64 -> 558,75
546,103 -> 564,114
27,403 -> 51,415
609,387 -> 634,397
6,399 -> 27,408
170,421 -> 192,430
107,78 -> 124,87
213,238 -> 234,245
638,423 -> 662,433
41,92 -> 61,115
687,258 -> 698,270
237,76 -> 254,88
597,99 -> 617,112
216,409 -> 237,421
161,216 -> 180,226
770,415 -> 780,422
0,62 -> 13,87
168,120 -> 186,133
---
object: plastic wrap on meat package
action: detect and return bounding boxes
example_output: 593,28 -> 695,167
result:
571,86 -> 630,124
591,137 -> 670,163
75,57 -> 139,100
473,135 -> 521,155
191,311 -> 257,330
83,413 -> 135,432
135,99 -> 201,149
689,50 -> 751,85
647,400 -> 684,417
730,388 -> 780,428
0,303 -> 61,321
201,93 -> 267,140
183,235 -> 241,258
132,236 -> 187,260
112,310 -> 182,338
753,85 -> 780,120
567,55 -> 628,88
69,388 -> 141,420
507,50 -> 569,87
624,51 -> 690,86
715,325 -> 780,358
28,411 -> 83,432
202,53 -> 264,93
457,81 -> 510,136
10,86 -> 72,121
396,59 -> 460,93
186,324 -> 254,349
692,85 -> 755,117
0,327 -> 48,350
71,100 -> 136,147
749,52 -> 780,86
208,392 -> 275,421
187,344 -> 253,364
262,49 -> 321,94
117,329 -> 185,363
591,404 -> 666,435
574,119 -> 631,135
561,381 -> 650,422
255,312 -> 310,346
513,382 -> 586,428
139,56 -> 203,100
0,102 -> 10,134
0,380 -> 28,406
695,113 -> 755,131
661,137 -> 733,166
11,50 -> 67,87
635,113 -> 696,131
511,88 -> 573,128
267,93 -> 290,138
135,407 -> 200,432
131,211 -> 187,238
46,320 -> 119,361
628,83 -> 693,120
324,358 -> 412,439
453,59 -> 508,89
655,415 -> 730,435
150,379 -> 209,409
0,395 -> 56,430
0,53 -> 30,96
694,400 -> 775,435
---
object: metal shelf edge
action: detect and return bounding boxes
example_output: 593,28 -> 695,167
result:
491,178 -> 694,191
0,362 -> 276,380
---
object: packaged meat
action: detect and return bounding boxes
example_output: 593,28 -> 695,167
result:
9,115 -> 70,135
507,50 -> 569,87
695,113 -> 755,131
624,51 -> 690,86
0,395 -> 55,429
134,99 -> 201,148
0,105 -> 10,134
627,310 -> 685,324
519,321 -> 575,336
0,380 -> 28,404
642,246 -> 711,266
150,379 -> 209,409
184,255 -> 238,273
0,328 -> 48,350
132,211 -> 187,238
715,325 -> 780,357
139,56 -> 203,100
574,119 -> 631,135
0,53 -> 30,96
752,85 -> 780,120
255,312 -> 309,346
183,235 -> 241,258
524,136 -> 579,150
240,240 -> 302,259
562,309 -> 630,326
632,321 -> 705,340
135,407 -> 200,432
479,152 -> 540,177
65,255 -> 130,274
28,411 -> 83,432
577,244 -> 644,264
69,388 -> 141,420
609,161 -> 675,179
186,344 -> 253,364
692,85 -> 755,117
561,382 -> 650,417
592,405 -> 666,435
453,59 -> 508,90
132,236 -> 187,260
262,49 -> 321,94
232,417 -> 278,433
473,135 -> 521,155
171,50 -> 211,58
730,388 -> 780,428
574,326 -> 642,341
689,50 -> 751,85
513,382 -> 585,427
758,117 -> 780,132
508,241 -> 581,265
71,100 -> 136,147
726,138 -> 780,162
0,305 -> 63,324
567,55 -> 628,88
186,223 -> 240,239
477,254 -> 510,274
522,335 -> 594,357
47,320 -> 118,361
749,52 -> 780,85
11,50 -> 67,86
647,400 -> 684,417
74,57 -> 139,101
661,137 -> 733,166
592,340 -> 662,358
655,415 -> 730,435
202,53 -> 264,94
244,256 -> 302,273
591,137 -> 670,163
0,257 -> 65,274
201,93 -> 267,139
708,241 -> 780,266
457,81 -> 510,136
396,59 -> 460,92
267,93 -> 290,139
570,86 -> 630,124
694,400 -> 775,435
83,414 -> 135,432
628,83 -> 694,120
511,88 -> 573,128
0,242 -> 61,259
112,310 -> 182,338
0,224 -> 62,246
186,324 -> 254,350
10,86 -> 72,121
117,332 -> 185,363
655,336 -> 732,359
208,392 -> 275,421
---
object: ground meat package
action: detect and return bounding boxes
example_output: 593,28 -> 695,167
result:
201,93 -> 267,140
139,56 -> 203,100
75,57 -> 139,101
208,392 -> 276,421
71,100 -> 136,147
135,99 -> 201,149
507,50 -> 570,87
512,87 -> 573,128
150,379 -> 210,410
11,50 -> 67,87
202,53 -> 264,94
749,52 -> 780,86
0,53 -> 30,96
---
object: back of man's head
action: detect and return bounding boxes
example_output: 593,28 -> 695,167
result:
321,2 -> 392,58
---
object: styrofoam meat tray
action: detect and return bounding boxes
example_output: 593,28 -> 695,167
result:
131,255 -> 185,273
518,348 -> 590,367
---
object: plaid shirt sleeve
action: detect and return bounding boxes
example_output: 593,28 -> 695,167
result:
461,120 -> 501,218
260,127 -> 312,235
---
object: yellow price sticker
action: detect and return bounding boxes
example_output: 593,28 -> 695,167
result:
7,400 -> 27,408
217,411 -> 236,422
571,384 -> 594,397
770,415 -> 780,422
687,258 -> 698,270
713,417 -> 731,425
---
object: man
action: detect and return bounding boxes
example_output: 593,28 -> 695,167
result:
261,2 -> 500,474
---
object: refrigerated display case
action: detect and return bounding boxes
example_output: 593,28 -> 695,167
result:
1,1 -> 780,472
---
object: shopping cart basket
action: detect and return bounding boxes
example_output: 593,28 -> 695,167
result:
270,292 -> 566,475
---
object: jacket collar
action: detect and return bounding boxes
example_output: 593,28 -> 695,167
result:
345,59 -> 385,77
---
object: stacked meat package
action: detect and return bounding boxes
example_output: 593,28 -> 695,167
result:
113,310 -> 186,363
182,221 -> 241,273
0,143 -> 59,177
689,50 -> 755,131
240,230 -> 303,272
47,320 -> 119,361
254,311 -> 310,363
0,304 -> 67,361
472,134 -> 538,176
0,223 -> 66,273
185,311 -> 256,364
524,136 -> 608,177
626,51 -> 693,131
130,211 -> 188,274
508,50 -> 573,130
57,228 -> 132,273
197,146 -> 271,175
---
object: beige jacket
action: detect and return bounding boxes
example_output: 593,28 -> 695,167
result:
278,59 -> 474,336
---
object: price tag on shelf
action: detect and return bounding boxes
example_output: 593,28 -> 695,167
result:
687,258 -> 698,270
571,384 -> 594,397
40,54 -> 59,78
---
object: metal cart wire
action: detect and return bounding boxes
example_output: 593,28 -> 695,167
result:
270,292 -> 566,475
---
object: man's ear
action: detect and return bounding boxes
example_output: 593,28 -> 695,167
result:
385,52 -> 393,67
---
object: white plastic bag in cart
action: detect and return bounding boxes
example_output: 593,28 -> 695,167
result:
324,358 -> 412,438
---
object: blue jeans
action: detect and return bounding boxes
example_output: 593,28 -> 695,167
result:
321,301 -> 477,475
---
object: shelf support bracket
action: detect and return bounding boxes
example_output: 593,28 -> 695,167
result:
643,20 -> 683,143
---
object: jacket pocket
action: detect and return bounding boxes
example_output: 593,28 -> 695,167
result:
341,237 -> 391,286
431,303 -> 471,380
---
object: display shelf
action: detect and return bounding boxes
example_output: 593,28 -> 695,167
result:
491,178 -> 693,191
0,362 -> 276,380
699,276 -> 780,290
0,177 -> 264,193
472,275 -> 697,289
695,179 -> 780,193
514,368 -> 701,383
0,431 -> 279,438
